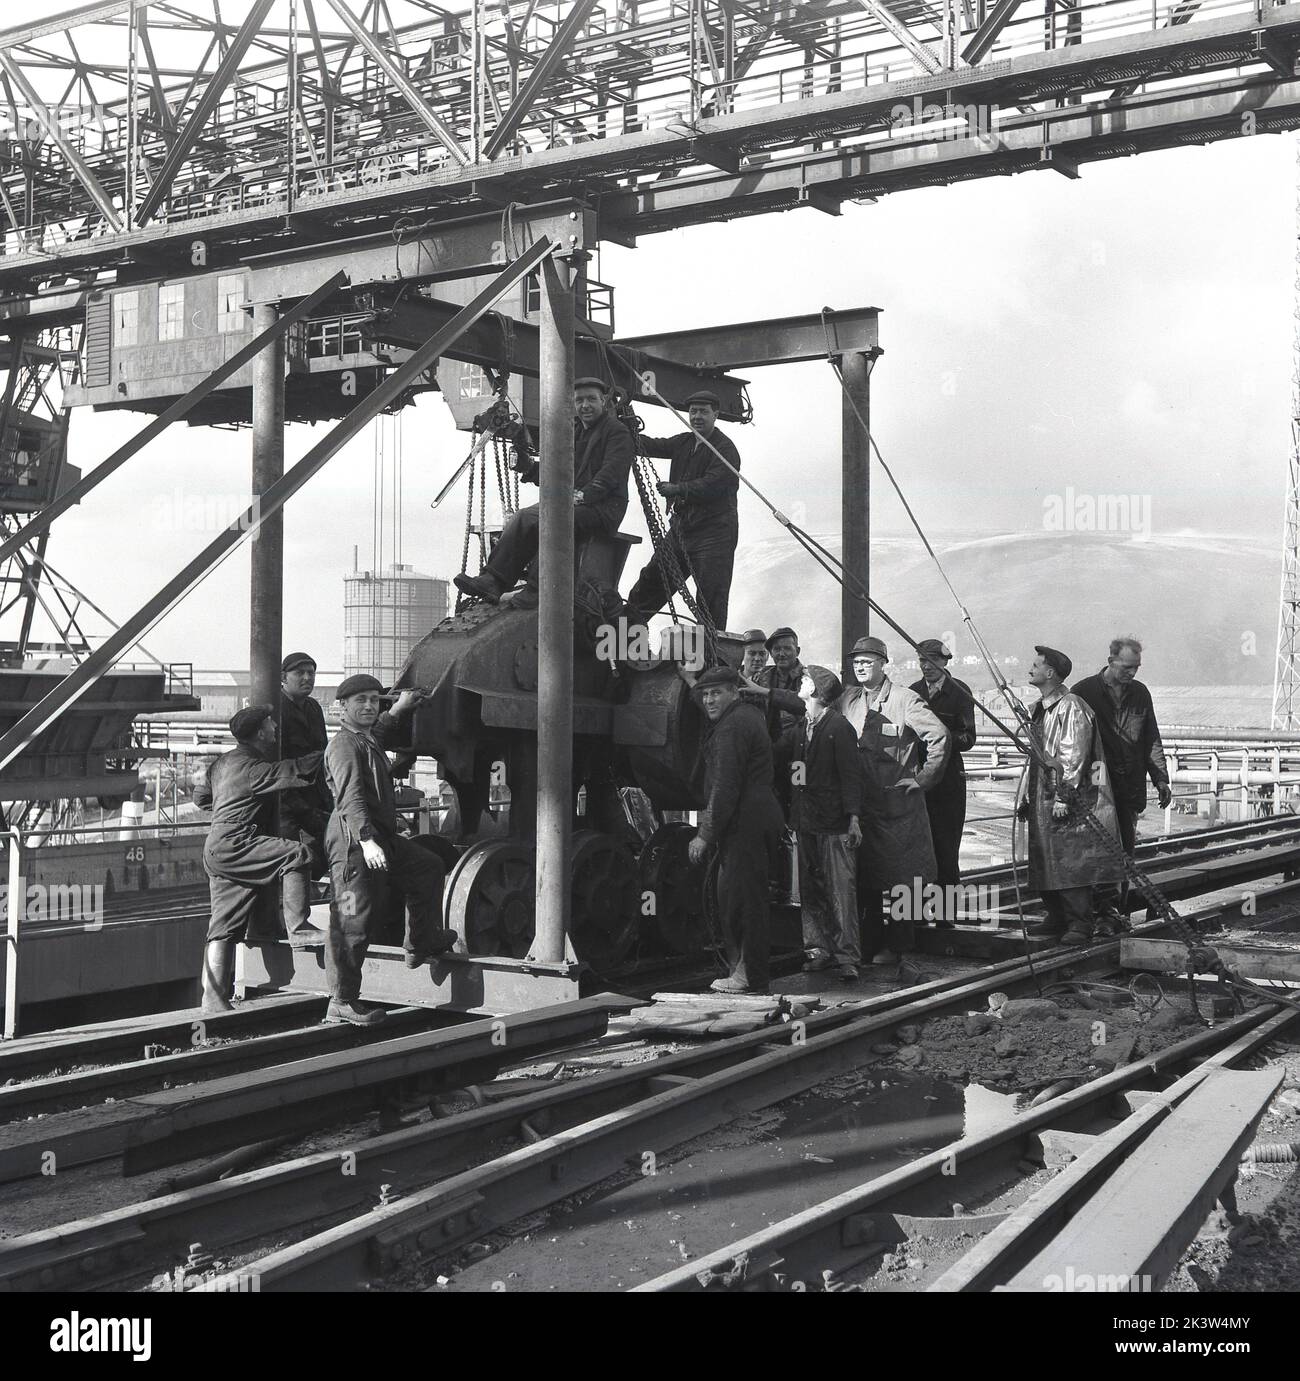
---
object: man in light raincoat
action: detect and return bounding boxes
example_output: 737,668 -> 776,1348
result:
838,636 -> 950,965
1017,645 -> 1123,946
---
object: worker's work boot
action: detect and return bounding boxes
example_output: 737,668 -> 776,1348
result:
802,949 -> 834,973
710,976 -> 767,995
453,572 -> 502,605
1026,918 -> 1065,938
288,927 -> 324,950
324,999 -> 387,1027
1059,928 -> 1095,948
1093,905 -> 1127,938
405,928 -> 459,968
200,940 -> 236,1014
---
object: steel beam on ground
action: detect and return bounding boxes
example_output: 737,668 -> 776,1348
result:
0,238 -> 555,777
0,273 -> 346,570
367,293 -> 750,419
250,301 -> 285,709
619,308 -> 880,371
484,0 -> 602,160
533,256 -> 576,967
1121,936 -> 1300,983
841,350 -> 872,675
133,0 -> 277,227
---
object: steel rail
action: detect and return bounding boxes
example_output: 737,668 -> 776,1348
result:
635,1004 -> 1300,1292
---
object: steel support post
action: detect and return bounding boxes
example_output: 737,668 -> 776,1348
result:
250,302 -> 285,712
841,350 -> 872,676
533,257 -> 576,965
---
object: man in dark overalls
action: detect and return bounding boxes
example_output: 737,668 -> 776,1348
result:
452,376 -> 633,610
324,674 -> 458,1026
625,389 -> 742,630
278,651 -> 331,947
688,666 -> 785,994
195,705 -> 323,1014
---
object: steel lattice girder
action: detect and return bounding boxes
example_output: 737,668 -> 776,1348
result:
619,309 -> 881,371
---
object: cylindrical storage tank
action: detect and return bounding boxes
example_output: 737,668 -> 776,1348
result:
344,562 -> 450,686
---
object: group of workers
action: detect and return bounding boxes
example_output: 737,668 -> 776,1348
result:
691,630 -> 1170,994
191,376 -> 1173,1011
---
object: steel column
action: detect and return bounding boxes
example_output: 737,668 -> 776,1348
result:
533,256 -> 576,966
841,350 -> 871,676
250,301 -> 285,710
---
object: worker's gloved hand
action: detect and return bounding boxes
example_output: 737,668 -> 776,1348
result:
1157,782 -> 1173,809
657,481 -> 683,498
360,838 -> 388,871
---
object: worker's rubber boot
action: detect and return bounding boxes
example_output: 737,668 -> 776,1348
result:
200,940 -> 235,1014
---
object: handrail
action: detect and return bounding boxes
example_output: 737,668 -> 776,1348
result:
2,829 -> 21,1040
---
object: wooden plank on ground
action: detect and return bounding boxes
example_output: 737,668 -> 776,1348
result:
1121,938 -> 1300,982
1000,1066 -> 1282,1292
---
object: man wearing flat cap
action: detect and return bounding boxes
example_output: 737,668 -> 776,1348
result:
839,635 -> 950,966
323,674 -> 459,1025
625,389 -> 742,631
193,705 -> 325,1014
1017,645 -> 1123,946
278,652 -> 332,948
687,665 -> 785,994
740,629 -> 769,682
453,376 -> 633,610
910,639 -> 977,911
776,666 -> 864,981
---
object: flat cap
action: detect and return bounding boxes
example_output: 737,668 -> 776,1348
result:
915,638 -> 952,662
337,673 -> 385,701
803,664 -> 844,705
766,626 -> 799,650
740,628 -> 768,646
281,651 -> 316,675
1035,644 -> 1073,681
572,376 -> 611,394
685,389 -> 721,409
694,665 -> 741,690
851,635 -> 889,659
230,703 -> 275,742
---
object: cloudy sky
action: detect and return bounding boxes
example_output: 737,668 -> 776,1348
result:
36,117 -> 1296,670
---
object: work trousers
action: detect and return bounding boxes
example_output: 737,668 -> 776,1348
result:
798,830 -> 860,965
204,832 -> 314,943
278,809 -> 326,936
716,822 -> 775,990
324,826 -> 446,1003
860,889 -> 915,960
483,503 -> 610,591
626,523 -> 737,631
925,771 -> 967,891
1041,885 -> 1094,937
1094,799 -> 1138,914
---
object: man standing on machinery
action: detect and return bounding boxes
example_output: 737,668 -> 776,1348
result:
278,651 -> 331,948
624,389 -> 742,631
452,377 -> 634,610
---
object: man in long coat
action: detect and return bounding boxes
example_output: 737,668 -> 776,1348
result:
625,389 -> 741,630
838,635 -> 950,964
194,705 -> 323,1014
1018,645 -> 1124,946
910,638 -> 977,914
687,665 -> 785,994
453,376 -> 633,610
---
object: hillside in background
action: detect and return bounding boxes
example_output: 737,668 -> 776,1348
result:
723,530 -> 1279,728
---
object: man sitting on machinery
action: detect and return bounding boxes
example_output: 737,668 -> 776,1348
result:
452,376 -> 634,610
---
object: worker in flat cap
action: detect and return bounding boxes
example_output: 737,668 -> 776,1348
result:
909,638 -> 977,916
322,674 -> 459,1025
192,704 -> 325,1014
276,652 -> 332,948
1017,645 -> 1123,946
776,666 -> 864,981
838,634 -> 950,967
452,376 -> 633,610
740,628 -> 769,682
688,664 -> 785,994
625,388 -> 743,631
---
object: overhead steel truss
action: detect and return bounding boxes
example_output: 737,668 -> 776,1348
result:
0,0 -> 1292,290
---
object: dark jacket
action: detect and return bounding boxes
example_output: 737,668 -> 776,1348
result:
753,660 -> 806,737
776,708 -> 863,834
641,426 -> 740,535
909,674 -> 976,787
325,713 -> 403,844
1070,672 -> 1170,813
520,409 -> 633,532
279,690 -> 333,825
196,745 -> 322,876
697,699 -> 785,846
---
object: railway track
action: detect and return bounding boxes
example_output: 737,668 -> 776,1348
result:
2,874 -> 1294,1293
